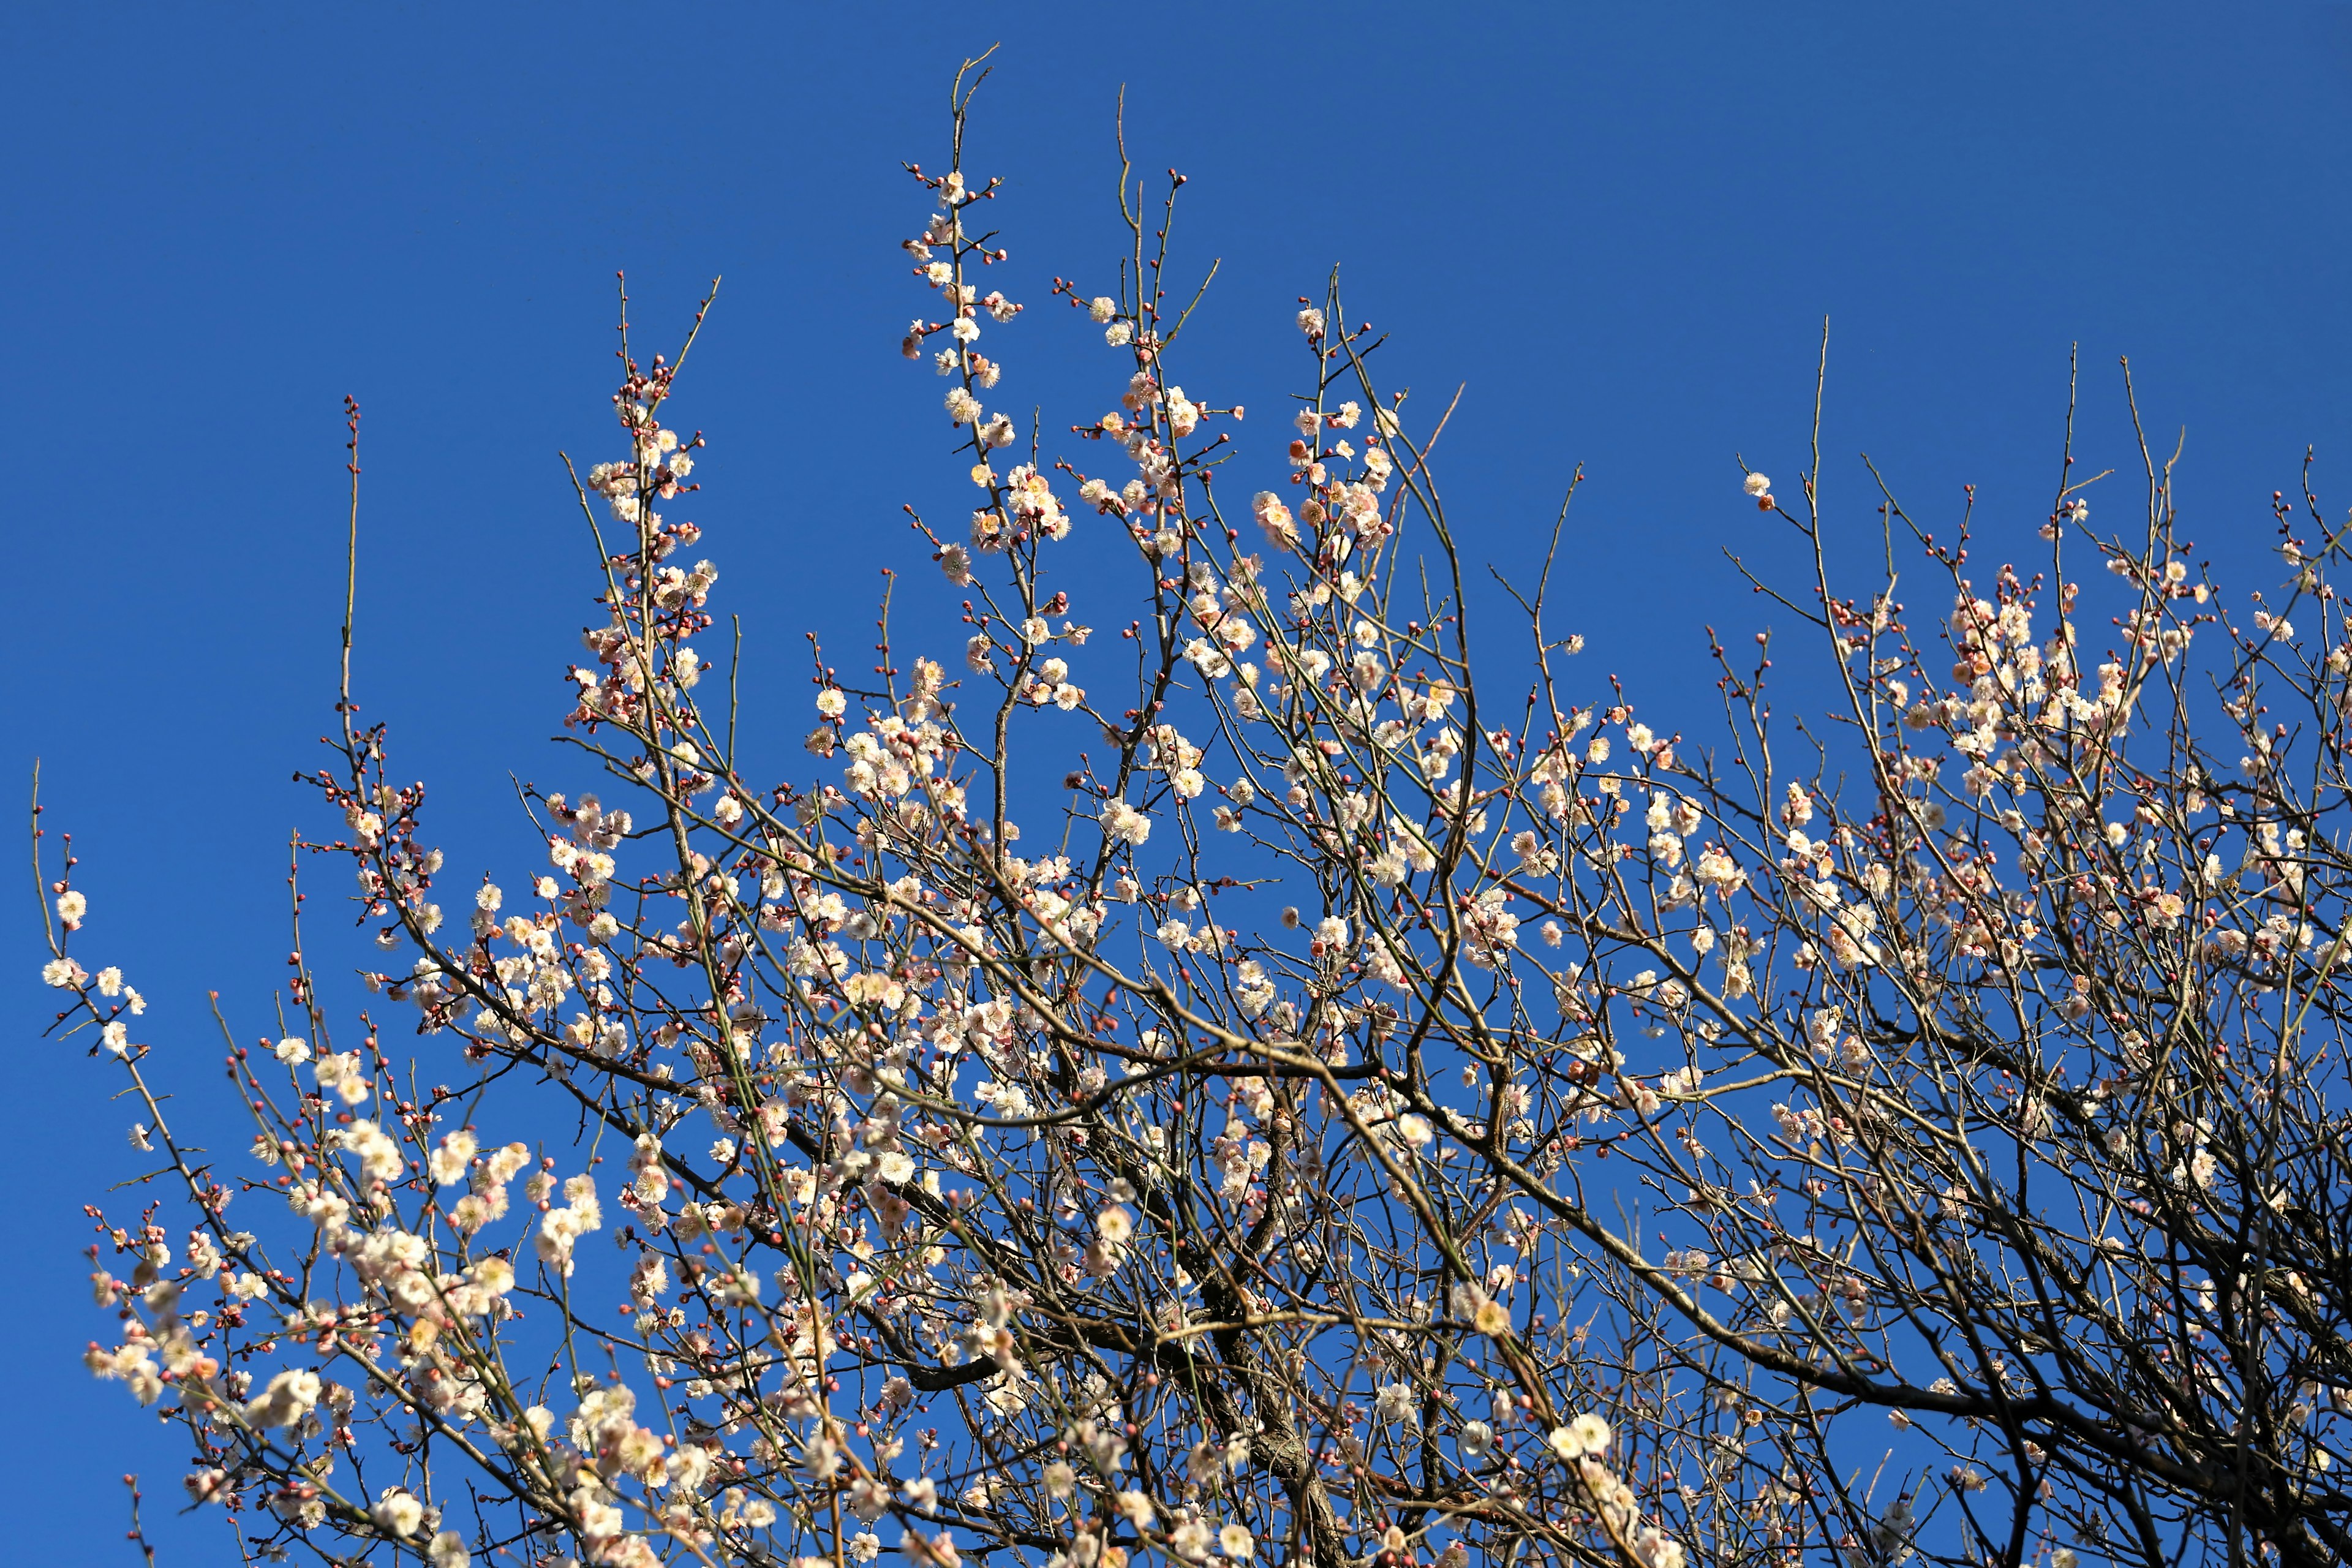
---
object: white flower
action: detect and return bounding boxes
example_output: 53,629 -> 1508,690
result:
1099,799 -> 1152,846
243,1368 -> 322,1429
1547,1412 -> 1612,1460
275,1037 -> 311,1066
1090,296 -> 1118,323
370,1488 -> 425,1539
1743,472 -> 1771,497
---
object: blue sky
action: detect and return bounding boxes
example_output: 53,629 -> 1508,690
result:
10,4 -> 2352,1555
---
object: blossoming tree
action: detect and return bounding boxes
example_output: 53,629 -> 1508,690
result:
37,56 -> 2352,1568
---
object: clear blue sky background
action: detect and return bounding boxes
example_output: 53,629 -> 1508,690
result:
9,5 -> 2352,1556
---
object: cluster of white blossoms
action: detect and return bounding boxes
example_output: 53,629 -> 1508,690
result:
1099,798 -> 1152,846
